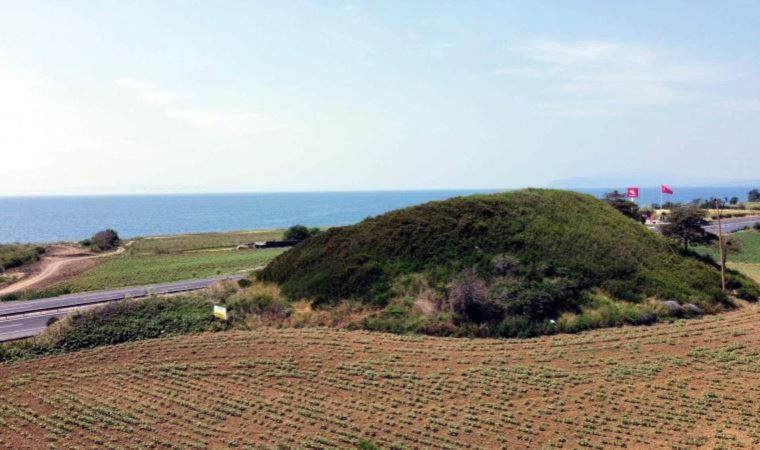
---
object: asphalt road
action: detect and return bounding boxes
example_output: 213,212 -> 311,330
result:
703,216 -> 760,234
0,274 -> 244,342
0,311 -> 68,342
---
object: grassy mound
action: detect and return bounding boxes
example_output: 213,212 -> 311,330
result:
260,189 -> 757,335
0,244 -> 44,273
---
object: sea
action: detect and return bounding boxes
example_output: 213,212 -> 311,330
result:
0,186 -> 756,243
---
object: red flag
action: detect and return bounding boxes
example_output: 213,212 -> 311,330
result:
661,184 -> 673,194
626,187 -> 639,198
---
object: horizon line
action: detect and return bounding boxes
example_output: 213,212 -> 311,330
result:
1,184 -> 759,199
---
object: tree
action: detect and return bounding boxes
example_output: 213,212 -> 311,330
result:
749,189 -> 760,202
661,206 -> 715,251
715,236 -> 742,266
699,197 -> 725,209
729,196 -> 739,205
284,225 -> 312,241
603,190 -> 644,223
90,229 -> 120,252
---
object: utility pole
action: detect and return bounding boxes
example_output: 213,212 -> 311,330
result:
715,199 -> 727,292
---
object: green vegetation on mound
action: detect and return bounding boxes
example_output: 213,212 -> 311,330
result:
261,189 -> 758,336
0,296 -> 225,361
0,244 -> 44,273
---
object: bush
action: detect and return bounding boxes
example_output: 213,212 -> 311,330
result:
222,291 -> 290,322
89,229 -> 120,252
498,278 -> 581,320
284,225 -> 312,241
736,285 -> 760,301
448,269 -> 501,323
754,222 -> 760,231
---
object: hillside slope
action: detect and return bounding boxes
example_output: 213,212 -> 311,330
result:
261,189 -> 757,334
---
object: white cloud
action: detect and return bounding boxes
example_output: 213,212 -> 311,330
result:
499,38 -> 735,116
115,78 -> 284,135
528,39 -> 618,64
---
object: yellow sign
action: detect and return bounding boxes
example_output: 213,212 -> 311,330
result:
213,305 -> 227,320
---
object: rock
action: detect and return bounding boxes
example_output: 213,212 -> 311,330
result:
662,300 -> 683,314
683,303 -> 703,316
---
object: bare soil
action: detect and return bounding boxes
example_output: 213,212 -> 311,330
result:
1,303 -> 759,449
0,244 -> 122,295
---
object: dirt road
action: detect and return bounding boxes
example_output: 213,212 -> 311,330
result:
0,245 -> 125,295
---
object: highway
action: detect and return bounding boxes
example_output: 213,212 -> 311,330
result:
0,274 -> 245,342
704,216 -> 760,234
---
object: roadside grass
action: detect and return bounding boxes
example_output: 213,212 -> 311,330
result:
128,229 -> 285,255
50,248 -> 285,293
0,295 -> 229,361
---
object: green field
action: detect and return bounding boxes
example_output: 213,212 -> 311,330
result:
3,229 -> 290,300
52,248 -> 285,293
695,229 -> 760,263
128,229 -> 284,255
694,229 -> 760,284
64,229 -> 288,291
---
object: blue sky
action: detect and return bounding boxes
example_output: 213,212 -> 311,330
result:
1,1 -> 759,195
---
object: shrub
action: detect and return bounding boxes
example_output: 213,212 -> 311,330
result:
754,222 -> 760,231
284,225 -> 312,241
90,229 -> 120,252
447,269 -> 501,323
223,292 -> 289,321
356,440 -> 380,450
391,273 -> 430,298
220,282 -> 291,324
736,285 -> 760,301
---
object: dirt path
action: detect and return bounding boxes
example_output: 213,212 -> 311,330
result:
0,245 -> 126,295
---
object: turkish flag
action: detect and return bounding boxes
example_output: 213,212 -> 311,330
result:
626,187 -> 639,198
661,184 -> 673,194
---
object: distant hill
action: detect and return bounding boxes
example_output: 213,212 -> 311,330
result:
260,189 -> 758,336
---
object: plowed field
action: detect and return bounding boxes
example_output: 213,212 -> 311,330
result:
2,304 -> 759,449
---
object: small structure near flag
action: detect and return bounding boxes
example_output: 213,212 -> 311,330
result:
626,187 -> 639,199
213,305 -> 228,320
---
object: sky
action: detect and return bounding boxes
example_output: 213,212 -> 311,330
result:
1,0 -> 759,195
